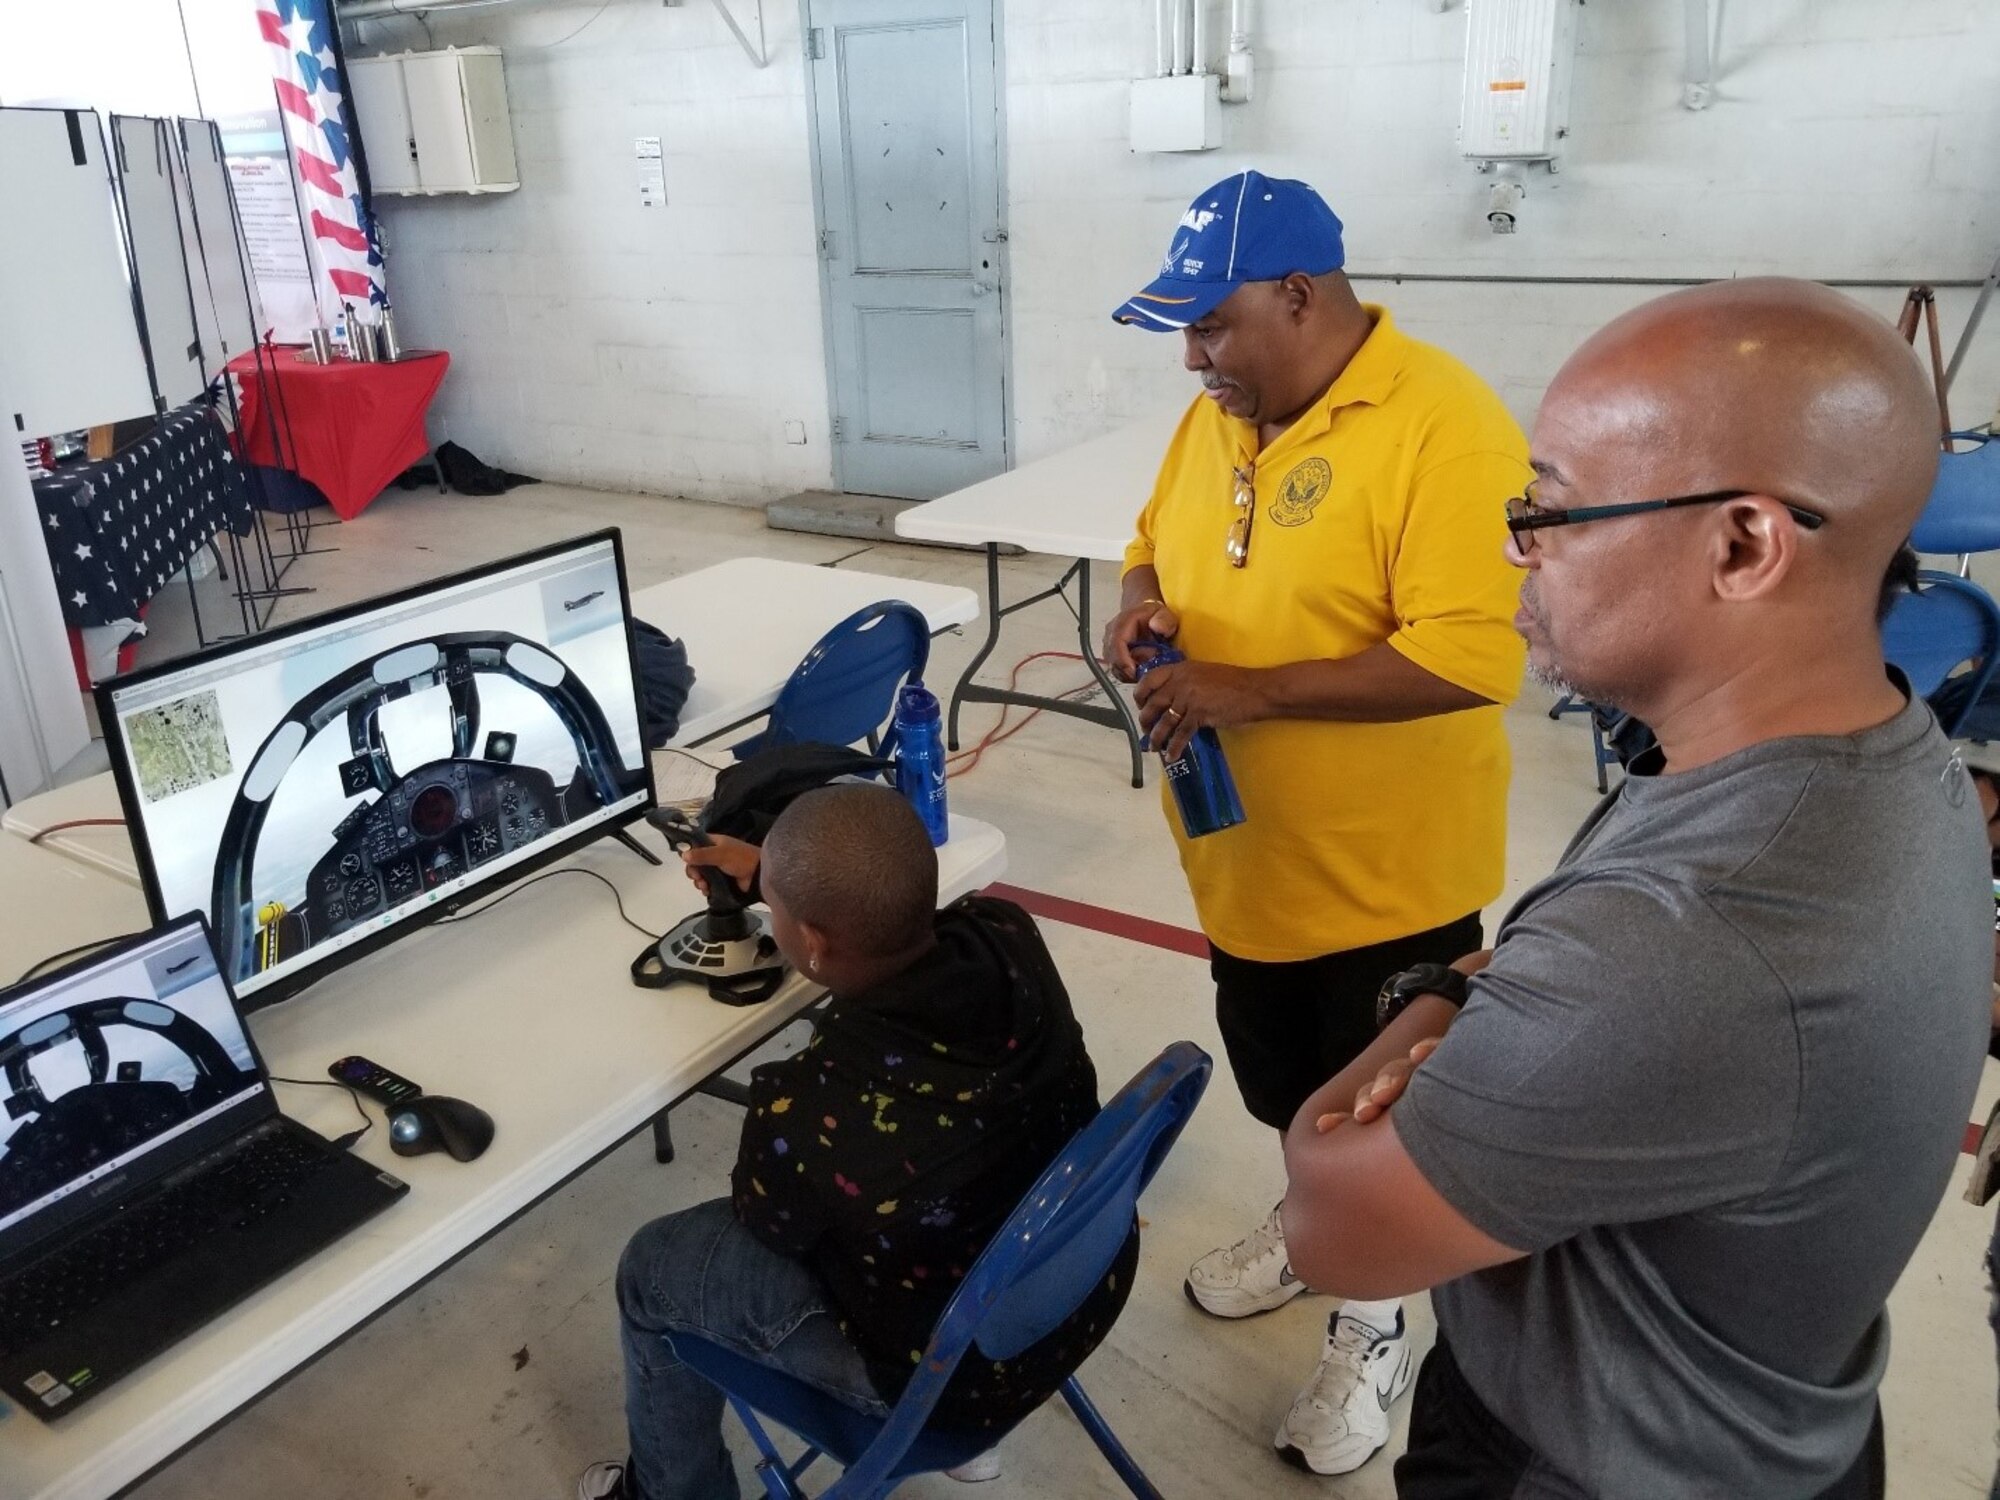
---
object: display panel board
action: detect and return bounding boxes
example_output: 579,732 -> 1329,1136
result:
113,113 -> 205,409
178,118 -> 260,361
0,108 -> 155,437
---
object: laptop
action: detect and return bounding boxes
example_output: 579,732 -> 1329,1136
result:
0,916 -> 407,1420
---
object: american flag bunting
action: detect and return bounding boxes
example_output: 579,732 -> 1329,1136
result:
257,0 -> 388,311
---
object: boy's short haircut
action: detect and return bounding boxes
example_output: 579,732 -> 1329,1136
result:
762,784 -> 939,953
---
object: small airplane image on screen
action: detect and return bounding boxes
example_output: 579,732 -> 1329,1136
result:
165,955 -> 201,975
563,591 -> 605,612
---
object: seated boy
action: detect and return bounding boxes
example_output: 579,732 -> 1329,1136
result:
581,784 -> 1135,1500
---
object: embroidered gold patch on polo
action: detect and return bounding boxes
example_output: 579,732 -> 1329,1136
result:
1269,457 -> 1332,527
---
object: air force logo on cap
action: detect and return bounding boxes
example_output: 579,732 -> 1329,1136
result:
1113,170 -> 1347,331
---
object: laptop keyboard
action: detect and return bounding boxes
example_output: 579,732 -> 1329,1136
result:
0,1126 -> 342,1353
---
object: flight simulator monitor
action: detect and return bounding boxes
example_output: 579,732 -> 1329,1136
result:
98,532 -> 654,1010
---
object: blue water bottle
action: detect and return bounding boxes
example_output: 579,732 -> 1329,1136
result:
1134,643 -> 1246,839
891,681 -> 950,847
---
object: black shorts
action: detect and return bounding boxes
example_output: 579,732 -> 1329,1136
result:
1209,912 -> 1482,1131
1395,1338 -> 1886,1500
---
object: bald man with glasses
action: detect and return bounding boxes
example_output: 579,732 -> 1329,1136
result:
1280,277 -> 1990,1500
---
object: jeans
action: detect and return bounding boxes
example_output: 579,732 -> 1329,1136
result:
617,1198 -> 891,1500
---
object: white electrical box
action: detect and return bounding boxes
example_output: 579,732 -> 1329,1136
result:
1131,73 -> 1222,154
350,46 -> 519,196
346,55 -> 418,193
1459,0 -> 1577,162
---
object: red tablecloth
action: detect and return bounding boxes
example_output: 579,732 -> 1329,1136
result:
228,349 -> 449,520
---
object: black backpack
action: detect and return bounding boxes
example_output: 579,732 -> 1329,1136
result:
629,619 -> 695,748
701,744 -> 893,843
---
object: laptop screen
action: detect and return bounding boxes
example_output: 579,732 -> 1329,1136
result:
0,924 -> 266,1240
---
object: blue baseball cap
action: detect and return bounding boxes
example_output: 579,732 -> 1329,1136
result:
1112,171 -> 1346,331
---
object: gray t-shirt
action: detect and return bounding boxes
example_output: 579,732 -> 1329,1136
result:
1395,694 -> 1991,1499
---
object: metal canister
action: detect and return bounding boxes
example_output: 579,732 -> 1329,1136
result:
306,327 -> 334,364
352,320 -> 379,362
378,306 -> 403,361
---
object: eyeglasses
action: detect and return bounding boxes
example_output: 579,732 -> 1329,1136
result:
1227,463 -> 1255,567
1504,485 -> 1826,554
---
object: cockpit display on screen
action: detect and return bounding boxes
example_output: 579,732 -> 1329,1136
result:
98,532 -> 653,1008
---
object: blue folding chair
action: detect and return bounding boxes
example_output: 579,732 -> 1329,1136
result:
733,601 -> 931,759
1881,570 -> 2000,736
1547,693 -> 1621,794
1911,432 -> 2000,567
670,1041 -> 1214,1500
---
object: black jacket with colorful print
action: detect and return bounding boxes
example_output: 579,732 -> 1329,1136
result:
730,894 -> 1138,1428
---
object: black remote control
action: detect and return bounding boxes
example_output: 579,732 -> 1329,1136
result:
328,1055 -> 424,1107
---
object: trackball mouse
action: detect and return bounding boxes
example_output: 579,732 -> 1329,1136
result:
388,1095 -> 495,1162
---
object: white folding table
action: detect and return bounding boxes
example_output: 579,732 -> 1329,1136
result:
628,556 -> 979,750
0,556 -> 980,877
0,774 -> 138,888
0,548 -> 991,1499
0,812 -> 1006,1500
0,837 -> 152,983
893,411 -> 1182,787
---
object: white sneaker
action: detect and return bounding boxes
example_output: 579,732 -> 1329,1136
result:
1184,1203 -> 1309,1318
945,1450 -> 1003,1482
575,1460 -> 627,1500
1274,1307 -> 1413,1476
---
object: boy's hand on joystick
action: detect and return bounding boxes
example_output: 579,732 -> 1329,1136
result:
683,835 -> 760,899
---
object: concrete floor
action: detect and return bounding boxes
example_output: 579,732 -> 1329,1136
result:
105,482 -> 2000,1500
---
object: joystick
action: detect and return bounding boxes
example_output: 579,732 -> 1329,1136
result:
630,808 -> 788,1004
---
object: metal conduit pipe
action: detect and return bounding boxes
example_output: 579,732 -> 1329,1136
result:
1346,271 -> 1991,290
1223,0 -> 1253,102
336,0 -> 535,23
1228,0 -> 1252,53
1683,0 -> 1714,110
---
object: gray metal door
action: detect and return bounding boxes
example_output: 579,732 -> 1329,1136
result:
807,0 -> 1008,500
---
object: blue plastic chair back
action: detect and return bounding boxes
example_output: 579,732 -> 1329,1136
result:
1912,433 -> 2000,557
947,1041 -> 1211,1363
672,1042 -> 1212,1499
1881,570 -> 2000,734
733,600 -> 930,759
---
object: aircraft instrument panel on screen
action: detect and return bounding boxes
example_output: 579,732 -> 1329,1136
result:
98,534 -> 653,1006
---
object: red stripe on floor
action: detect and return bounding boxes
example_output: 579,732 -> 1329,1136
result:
985,881 -> 1210,960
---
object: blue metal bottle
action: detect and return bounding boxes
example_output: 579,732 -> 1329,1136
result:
1135,644 -> 1247,839
891,681 -> 951,846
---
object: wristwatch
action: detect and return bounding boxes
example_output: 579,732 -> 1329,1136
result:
1375,962 -> 1470,1032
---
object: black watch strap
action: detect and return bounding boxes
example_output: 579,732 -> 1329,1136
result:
1375,962 -> 1469,1032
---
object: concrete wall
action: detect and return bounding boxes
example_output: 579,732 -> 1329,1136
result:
362,1 -> 829,504
365,0 -> 2000,503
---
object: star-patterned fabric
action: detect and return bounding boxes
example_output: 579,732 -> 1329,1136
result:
32,403 -> 254,629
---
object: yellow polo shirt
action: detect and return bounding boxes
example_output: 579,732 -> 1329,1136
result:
1124,308 -> 1528,961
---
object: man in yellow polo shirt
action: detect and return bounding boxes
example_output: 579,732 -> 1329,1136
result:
1103,172 -> 1527,1478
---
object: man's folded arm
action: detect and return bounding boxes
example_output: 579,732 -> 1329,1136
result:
1282,880 -> 1804,1301
1281,1108 -> 1526,1301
